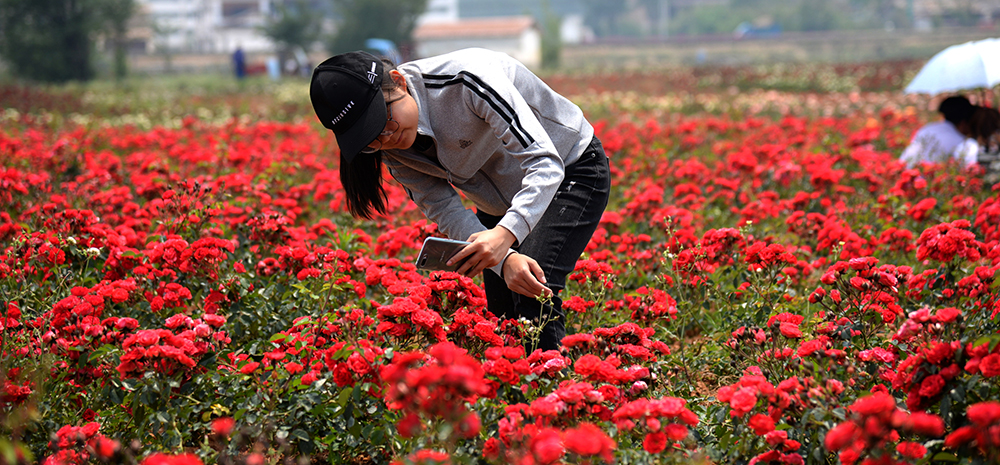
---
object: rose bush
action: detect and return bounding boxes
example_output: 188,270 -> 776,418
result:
1,61 -> 999,464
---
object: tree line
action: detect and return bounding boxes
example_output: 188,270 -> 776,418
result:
0,0 -> 429,83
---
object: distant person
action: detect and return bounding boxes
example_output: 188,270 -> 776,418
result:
899,95 -> 977,168
233,46 -> 246,80
969,105 -> 1000,155
970,105 -> 1000,182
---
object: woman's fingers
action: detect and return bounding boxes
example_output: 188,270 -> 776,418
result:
448,227 -> 517,277
504,254 -> 551,298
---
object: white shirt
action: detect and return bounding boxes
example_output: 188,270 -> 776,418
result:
900,121 -> 978,168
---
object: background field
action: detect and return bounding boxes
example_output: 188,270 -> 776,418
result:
123,27 -> 999,76
560,27 -> 998,68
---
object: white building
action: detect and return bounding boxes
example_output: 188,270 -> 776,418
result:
413,16 -> 542,68
137,0 -> 276,53
418,0 -> 460,26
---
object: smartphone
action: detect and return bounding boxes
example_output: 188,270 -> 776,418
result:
415,237 -> 470,271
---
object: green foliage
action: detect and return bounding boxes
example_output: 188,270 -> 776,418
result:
794,0 -> 847,32
261,0 -> 322,54
0,0 -> 93,82
0,0 -> 135,82
96,0 -> 136,80
540,0 -> 562,69
669,5 -> 750,36
327,0 -> 428,54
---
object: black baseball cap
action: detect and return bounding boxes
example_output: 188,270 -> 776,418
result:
310,51 -> 387,164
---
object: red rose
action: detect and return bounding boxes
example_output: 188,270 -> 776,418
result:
94,436 -> 119,459
824,422 -> 859,451
765,430 -> 788,446
918,374 -> 945,398
779,452 -> 804,465
239,362 -> 260,375
749,413 -> 775,436
729,387 -> 758,417
716,386 -> 734,403
397,412 -> 422,439
642,431 -> 667,454
934,307 -> 961,324
300,371 -> 319,385
139,453 -> 204,465
284,362 -> 304,375
750,450 -> 780,463
944,426 -> 978,449
663,423 -> 688,441
574,354 -> 602,377
482,437 -> 500,460
136,331 -> 160,347
967,401 -> 1000,426
203,314 -> 226,328
979,354 -> 1000,377
851,392 -> 896,416
779,322 -> 803,339
211,417 -> 235,437
529,428 -> 564,464
563,423 -> 615,460
896,441 -> 927,459
903,412 -> 944,437
456,412 -> 481,439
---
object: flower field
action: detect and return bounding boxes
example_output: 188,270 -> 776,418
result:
2,61 -> 1000,465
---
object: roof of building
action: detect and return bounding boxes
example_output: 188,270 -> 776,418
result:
414,16 -> 537,40
458,0 -> 583,18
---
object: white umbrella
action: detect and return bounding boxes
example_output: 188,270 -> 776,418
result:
905,37 -> 1000,95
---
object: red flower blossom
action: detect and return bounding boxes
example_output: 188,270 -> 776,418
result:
642,430 -> 667,454
563,423 -> 616,461
749,413 -> 776,436
896,441 -> 927,459
529,428 -> 564,464
139,453 -> 204,465
211,417 -> 235,437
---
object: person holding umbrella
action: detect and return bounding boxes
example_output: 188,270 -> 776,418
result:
309,49 -> 610,352
970,105 -> 1000,182
899,95 -> 978,168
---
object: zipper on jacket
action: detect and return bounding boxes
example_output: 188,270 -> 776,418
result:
479,173 -> 511,209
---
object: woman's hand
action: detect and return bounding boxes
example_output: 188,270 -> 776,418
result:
502,253 -> 551,298
448,227 -> 517,277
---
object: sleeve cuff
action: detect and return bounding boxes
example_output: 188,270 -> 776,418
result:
498,214 -> 531,246
489,249 -> 517,277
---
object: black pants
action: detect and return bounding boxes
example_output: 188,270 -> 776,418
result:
476,136 -> 610,352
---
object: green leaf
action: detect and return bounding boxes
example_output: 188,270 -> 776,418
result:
290,428 -> 310,441
718,432 -> 731,449
931,452 -> 959,462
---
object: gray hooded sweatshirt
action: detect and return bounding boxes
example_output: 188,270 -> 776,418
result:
384,48 -> 594,273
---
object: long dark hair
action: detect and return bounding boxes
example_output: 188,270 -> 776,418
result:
341,57 -> 400,219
